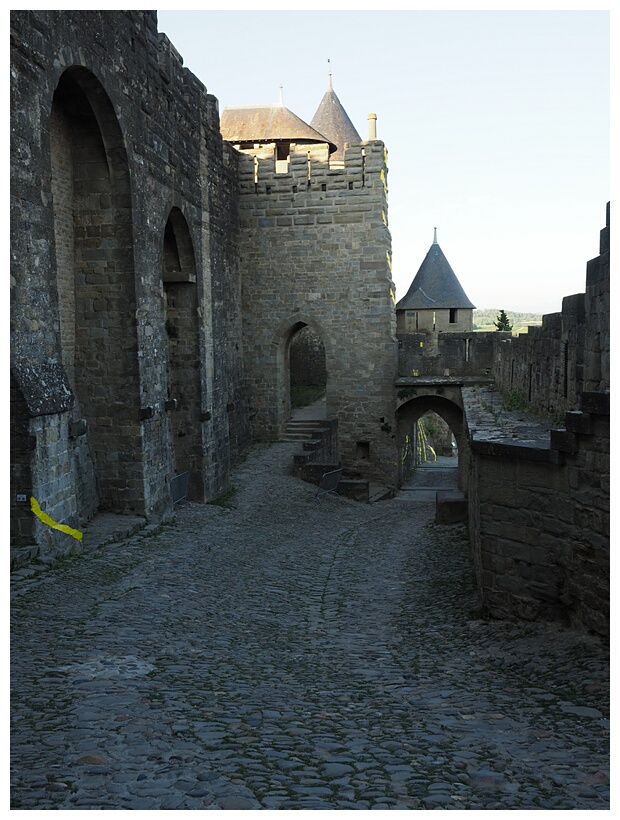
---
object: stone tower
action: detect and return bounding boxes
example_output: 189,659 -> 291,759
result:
221,87 -> 398,486
396,229 -> 475,333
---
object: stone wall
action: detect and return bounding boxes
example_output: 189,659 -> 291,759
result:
237,140 -> 399,486
464,391 -> 609,637
463,205 -> 610,637
10,8 -> 610,642
10,10 -> 250,562
398,331 -> 501,378
492,204 -> 610,417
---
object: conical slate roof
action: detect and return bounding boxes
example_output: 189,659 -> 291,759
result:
396,231 -> 476,310
310,74 -> 361,163
220,104 -> 337,153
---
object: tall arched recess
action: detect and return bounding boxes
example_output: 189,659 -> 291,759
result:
396,395 -> 467,491
270,315 -> 331,437
161,208 -> 203,501
50,67 -> 142,520
289,324 -> 327,410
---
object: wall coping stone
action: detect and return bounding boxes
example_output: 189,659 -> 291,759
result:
396,376 -> 494,388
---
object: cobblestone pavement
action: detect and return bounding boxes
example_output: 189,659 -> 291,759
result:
402,456 -> 458,495
10,443 -> 609,810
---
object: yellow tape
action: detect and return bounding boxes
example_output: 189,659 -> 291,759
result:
30,497 -> 83,541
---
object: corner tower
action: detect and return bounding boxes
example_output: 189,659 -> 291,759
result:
396,230 -> 475,333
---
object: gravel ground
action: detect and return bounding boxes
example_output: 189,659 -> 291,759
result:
10,442 -> 609,810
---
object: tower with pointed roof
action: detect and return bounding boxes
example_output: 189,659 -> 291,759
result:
310,73 -> 362,167
396,230 -> 475,333
219,77 -> 398,487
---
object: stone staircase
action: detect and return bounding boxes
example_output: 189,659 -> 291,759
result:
282,418 -> 324,442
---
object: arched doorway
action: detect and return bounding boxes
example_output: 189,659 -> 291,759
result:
268,315 -> 331,438
289,323 -> 327,414
51,67 -> 141,520
161,208 -> 203,500
396,395 -> 466,491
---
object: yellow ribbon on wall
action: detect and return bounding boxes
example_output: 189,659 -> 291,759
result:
402,434 -> 409,463
30,497 -> 83,541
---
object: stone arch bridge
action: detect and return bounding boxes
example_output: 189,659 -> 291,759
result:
394,376 -> 484,493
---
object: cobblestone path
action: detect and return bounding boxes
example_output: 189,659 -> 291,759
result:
10,443 -> 609,810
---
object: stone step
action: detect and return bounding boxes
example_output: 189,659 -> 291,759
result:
282,419 -> 324,442
287,419 -> 323,428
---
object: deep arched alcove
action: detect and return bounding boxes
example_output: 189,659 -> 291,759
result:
51,66 -> 142,519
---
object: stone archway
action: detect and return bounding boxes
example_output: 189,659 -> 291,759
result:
161,207 -> 204,501
51,66 -> 142,520
396,394 -> 466,491
269,314 -> 332,438
289,324 -> 327,411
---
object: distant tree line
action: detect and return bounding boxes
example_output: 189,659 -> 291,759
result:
473,309 -> 543,332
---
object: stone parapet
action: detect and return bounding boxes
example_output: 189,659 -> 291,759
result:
398,331 -> 499,377
492,203 -> 609,413
463,384 -> 609,637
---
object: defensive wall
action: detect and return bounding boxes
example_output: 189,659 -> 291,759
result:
465,205 -> 610,636
492,203 -> 610,415
10,10 -> 251,562
10,9 -> 398,565
398,330 -> 504,378
393,207 -> 609,636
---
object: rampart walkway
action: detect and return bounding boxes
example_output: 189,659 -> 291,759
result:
10,443 -> 609,810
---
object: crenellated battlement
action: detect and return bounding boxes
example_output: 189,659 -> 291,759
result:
236,140 -> 389,234
237,140 -> 386,187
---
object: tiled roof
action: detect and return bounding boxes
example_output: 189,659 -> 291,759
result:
396,237 -> 476,310
310,75 -> 361,163
220,104 -> 336,153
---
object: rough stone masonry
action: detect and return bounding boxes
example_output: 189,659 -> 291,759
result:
10,10 -> 608,638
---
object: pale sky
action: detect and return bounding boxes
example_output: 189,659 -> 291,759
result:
156,5 -> 610,314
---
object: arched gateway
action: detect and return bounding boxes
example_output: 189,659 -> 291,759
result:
396,391 -> 466,491
269,315 -> 332,438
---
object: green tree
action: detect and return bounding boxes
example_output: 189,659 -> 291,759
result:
494,309 -> 513,332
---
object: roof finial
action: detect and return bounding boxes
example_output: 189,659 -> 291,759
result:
327,58 -> 332,90
279,84 -> 284,106
433,227 -> 438,245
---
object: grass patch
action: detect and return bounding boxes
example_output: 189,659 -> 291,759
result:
501,389 -> 529,412
291,385 -> 325,408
